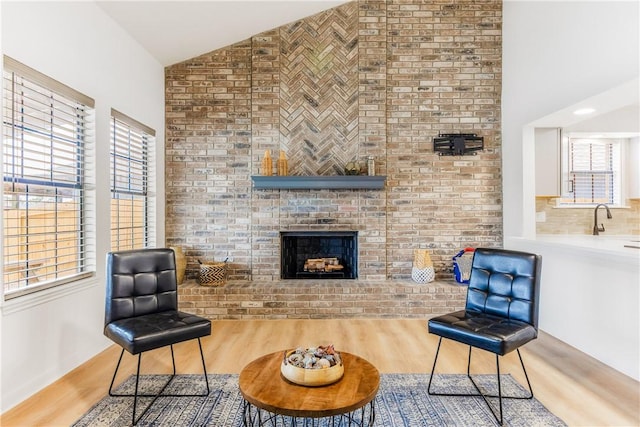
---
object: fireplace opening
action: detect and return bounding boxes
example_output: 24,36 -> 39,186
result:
281,231 -> 358,279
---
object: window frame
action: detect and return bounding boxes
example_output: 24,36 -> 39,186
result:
2,56 -> 95,299
109,108 -> 155,251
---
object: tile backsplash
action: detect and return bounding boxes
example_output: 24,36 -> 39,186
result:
536,197 -> 640,235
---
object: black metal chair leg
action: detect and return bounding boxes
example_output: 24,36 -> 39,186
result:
517,348 -> 534,399
132,353 -> 143,425
467,349 -> 533,400
467,354 -> 504,425
108,348 -> 126,396
427,337 -> 443,394
108,347 -> 173,424
427,339 -> 535,426
108,352 -> 177,398
108,339 -> 211,425
170,344 -> 176,375
497,354 -> 503,423
197,337 -> 211,394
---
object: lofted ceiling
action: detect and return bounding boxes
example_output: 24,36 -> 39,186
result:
95,0 -> 349,66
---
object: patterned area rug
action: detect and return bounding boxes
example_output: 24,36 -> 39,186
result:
73,374 -> 566,426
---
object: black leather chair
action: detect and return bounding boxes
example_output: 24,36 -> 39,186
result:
427,248 -> 542,425
104,248 -> 211,425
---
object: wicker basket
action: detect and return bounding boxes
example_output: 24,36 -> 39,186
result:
199,262 -> 227,286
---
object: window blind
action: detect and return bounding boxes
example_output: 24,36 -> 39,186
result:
3,56 -> 95,296
110,109 -> 154,251
565,139 -> 620,205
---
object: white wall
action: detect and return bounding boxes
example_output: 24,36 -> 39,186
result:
0,2 -> 165,412
503,0 -> 639,238
503,1 -> 640,379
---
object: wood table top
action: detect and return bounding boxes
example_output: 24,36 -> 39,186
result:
239,350 -> 380,418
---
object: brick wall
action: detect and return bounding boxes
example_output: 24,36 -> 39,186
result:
165,0 -> 503,284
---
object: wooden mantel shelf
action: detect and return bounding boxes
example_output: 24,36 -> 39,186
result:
251,175 -> 386,190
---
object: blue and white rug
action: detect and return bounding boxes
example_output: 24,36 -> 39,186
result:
73,374 -> 566,426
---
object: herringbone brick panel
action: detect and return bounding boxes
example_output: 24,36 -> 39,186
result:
279,2 -> 359,176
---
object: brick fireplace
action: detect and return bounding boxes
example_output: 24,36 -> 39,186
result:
165,0 -> 503,286
281,231 -> 358,279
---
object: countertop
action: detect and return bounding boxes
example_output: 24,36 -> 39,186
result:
507,234 -> 640,267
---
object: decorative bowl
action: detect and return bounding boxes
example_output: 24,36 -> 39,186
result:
280,348 -> 344,387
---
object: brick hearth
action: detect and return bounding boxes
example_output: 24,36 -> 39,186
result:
179,280 -> 467,320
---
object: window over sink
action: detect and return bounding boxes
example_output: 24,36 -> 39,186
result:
559,136 -> 624,207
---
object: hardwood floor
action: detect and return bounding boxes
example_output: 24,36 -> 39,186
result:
1,319 -> 638,426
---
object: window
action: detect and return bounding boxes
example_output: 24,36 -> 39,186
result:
560,137 -> 622,206
110,109 -> 155,251
2,56 -> 94,297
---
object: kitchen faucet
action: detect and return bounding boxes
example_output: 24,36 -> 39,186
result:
593,203 -> 612,235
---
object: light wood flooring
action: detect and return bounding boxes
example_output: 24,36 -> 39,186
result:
1,319 -> 638,426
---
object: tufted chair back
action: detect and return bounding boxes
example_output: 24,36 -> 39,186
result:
105,248 -> 178,327
465,247 -> 542,329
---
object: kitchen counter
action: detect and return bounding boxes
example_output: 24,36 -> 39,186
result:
530,234 -> 640,266
505,233 -> 639,381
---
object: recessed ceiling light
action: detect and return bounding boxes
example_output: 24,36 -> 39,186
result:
573,108 -> 596,115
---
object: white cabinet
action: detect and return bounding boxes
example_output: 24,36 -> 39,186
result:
628,137 -> 640,198
535,128 -> 561,196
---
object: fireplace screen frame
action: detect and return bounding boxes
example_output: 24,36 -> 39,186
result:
280,231 -> 358,280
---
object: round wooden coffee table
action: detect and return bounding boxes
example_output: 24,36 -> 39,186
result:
239,350 -> 379,426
